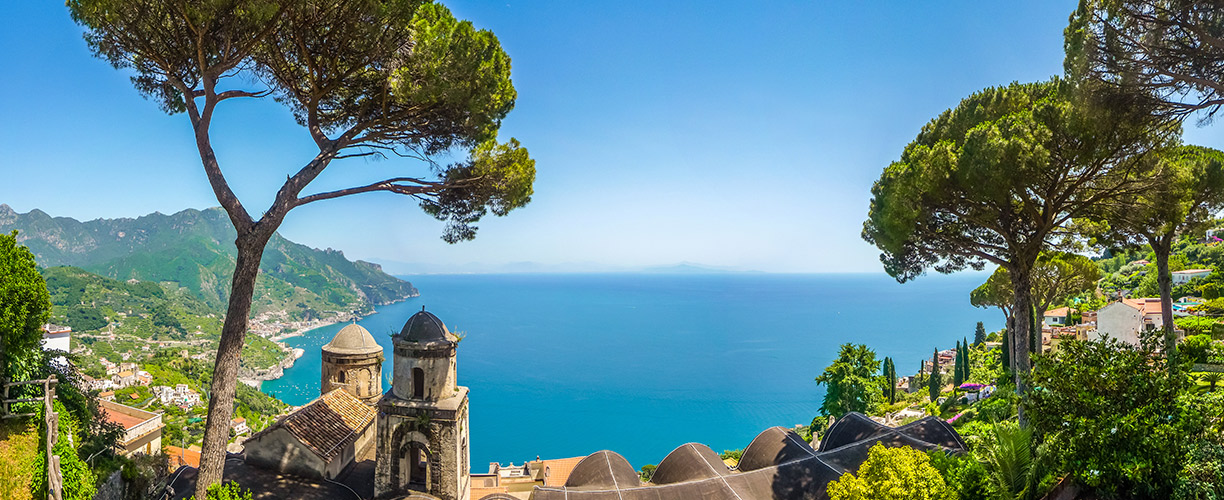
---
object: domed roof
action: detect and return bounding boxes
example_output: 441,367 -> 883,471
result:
323,324 -> 382,354
563,450 -> 640,490
738,426 -> 817,472
399,308 -> 451,343
649,443 -> 729,484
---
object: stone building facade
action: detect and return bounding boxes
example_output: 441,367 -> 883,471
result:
321,323 -> 384,404
375,308 -> 471,500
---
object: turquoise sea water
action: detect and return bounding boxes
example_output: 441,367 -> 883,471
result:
260,273 -> 1000,469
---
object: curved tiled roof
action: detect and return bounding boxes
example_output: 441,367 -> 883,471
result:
650,443 -> 729,484
737,426 -> 817,472
399,309 -> 451,343
323,324 -> 382,355
534,413 -> 967,500
816,412 -> 890,452
564,450 -> 640,490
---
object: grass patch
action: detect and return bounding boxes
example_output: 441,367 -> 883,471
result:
0,418 -> 39,500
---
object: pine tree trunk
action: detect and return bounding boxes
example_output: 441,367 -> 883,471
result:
1154,239 -> 1177,369
1009,264 -> 1034,427
195,236 -> 268,499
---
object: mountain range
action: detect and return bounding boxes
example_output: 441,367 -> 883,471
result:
0,204 -> 417,318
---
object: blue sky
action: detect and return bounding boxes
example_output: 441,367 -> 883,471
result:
1,1 -> 1220,273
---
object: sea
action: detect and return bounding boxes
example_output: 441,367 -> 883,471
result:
260,272 -> 1001,470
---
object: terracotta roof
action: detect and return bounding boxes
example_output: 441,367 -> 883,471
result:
249,389 -> 374,461
101,407 -> 145,430
166,445 -> 200,469
1122,298 -> 1163,316
1044,306 -> 1071,318
541,456 -> 586,487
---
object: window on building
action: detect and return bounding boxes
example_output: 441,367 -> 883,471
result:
412,367 -> 425,399
337,370 -> 346,384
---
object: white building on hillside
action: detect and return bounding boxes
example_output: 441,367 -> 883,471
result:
1091,298 -> 1175,346
1172,268 -> 1212,285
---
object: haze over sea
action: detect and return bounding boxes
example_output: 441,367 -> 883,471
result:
261,273 -> 1000,469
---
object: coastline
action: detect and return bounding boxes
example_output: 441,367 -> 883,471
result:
251,292 -> 418,385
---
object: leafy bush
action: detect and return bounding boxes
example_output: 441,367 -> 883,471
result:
639,464 -> 656,482
1172,441 -> 1224,500
1026,338 -> 1205,499
826,443 -> 949,500
1183,334 -> 1215,364
927,450 -> 991,500
974,389 -> 1017,424
31,401 -> 97,500
206,481 -> 253,500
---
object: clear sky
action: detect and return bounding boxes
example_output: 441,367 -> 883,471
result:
2,2 -> 1221,273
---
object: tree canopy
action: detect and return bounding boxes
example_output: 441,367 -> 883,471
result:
1066,0 -> 1224,121
0,231 -> 51,384
815,343 -> 883,418
863,79 -> 1173,409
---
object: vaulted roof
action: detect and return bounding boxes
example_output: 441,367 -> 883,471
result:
533,413 -> 967,500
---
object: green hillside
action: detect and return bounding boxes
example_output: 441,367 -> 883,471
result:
0,204 -> 417,319
42,266 -> 284,371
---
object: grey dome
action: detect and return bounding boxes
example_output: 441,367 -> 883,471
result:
400,309 -> 451,343
323,324 -> 381,355
649,442 -> 729,484
738,426 -> 816,472
564,450 -> 639,489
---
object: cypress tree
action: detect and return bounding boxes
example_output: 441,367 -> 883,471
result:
928,349 -> 941,402
892,360 -> 898,403
882,357 -> 894,404
952,341 -> 964,387
963,336 -> 971,380
974,321 -> 986,347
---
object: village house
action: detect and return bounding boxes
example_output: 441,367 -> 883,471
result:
1172,268 -> 1213,285
100,399 -> 164,457
1042,306 -> 1072,326
1090,298 -> 1178,346
231,417 -> 250,436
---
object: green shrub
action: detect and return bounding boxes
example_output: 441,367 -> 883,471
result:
31,401 -> 97,500
927,450 -> 991,500
1183,334 -> 1215,364
206,481 -> 253,500
1026,338 -> 1205,499
1172,441 -> 1224,500
826,443 -> 949,500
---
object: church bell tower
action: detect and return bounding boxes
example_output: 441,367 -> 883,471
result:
375,307 -> 470,500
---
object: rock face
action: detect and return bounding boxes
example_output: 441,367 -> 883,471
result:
375,309 -> 470,500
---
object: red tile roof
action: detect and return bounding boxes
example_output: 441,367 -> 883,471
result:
101,406 -> 147,430
249,389 -> 373,461
542,456 -> 586,487
166,445 -> 201,469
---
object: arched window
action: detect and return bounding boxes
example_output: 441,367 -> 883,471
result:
337,370 -> 346,384
412,367 -> 425,399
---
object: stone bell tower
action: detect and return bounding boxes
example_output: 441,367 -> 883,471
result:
320,323 -> 384,405
375,307 -> 470,500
